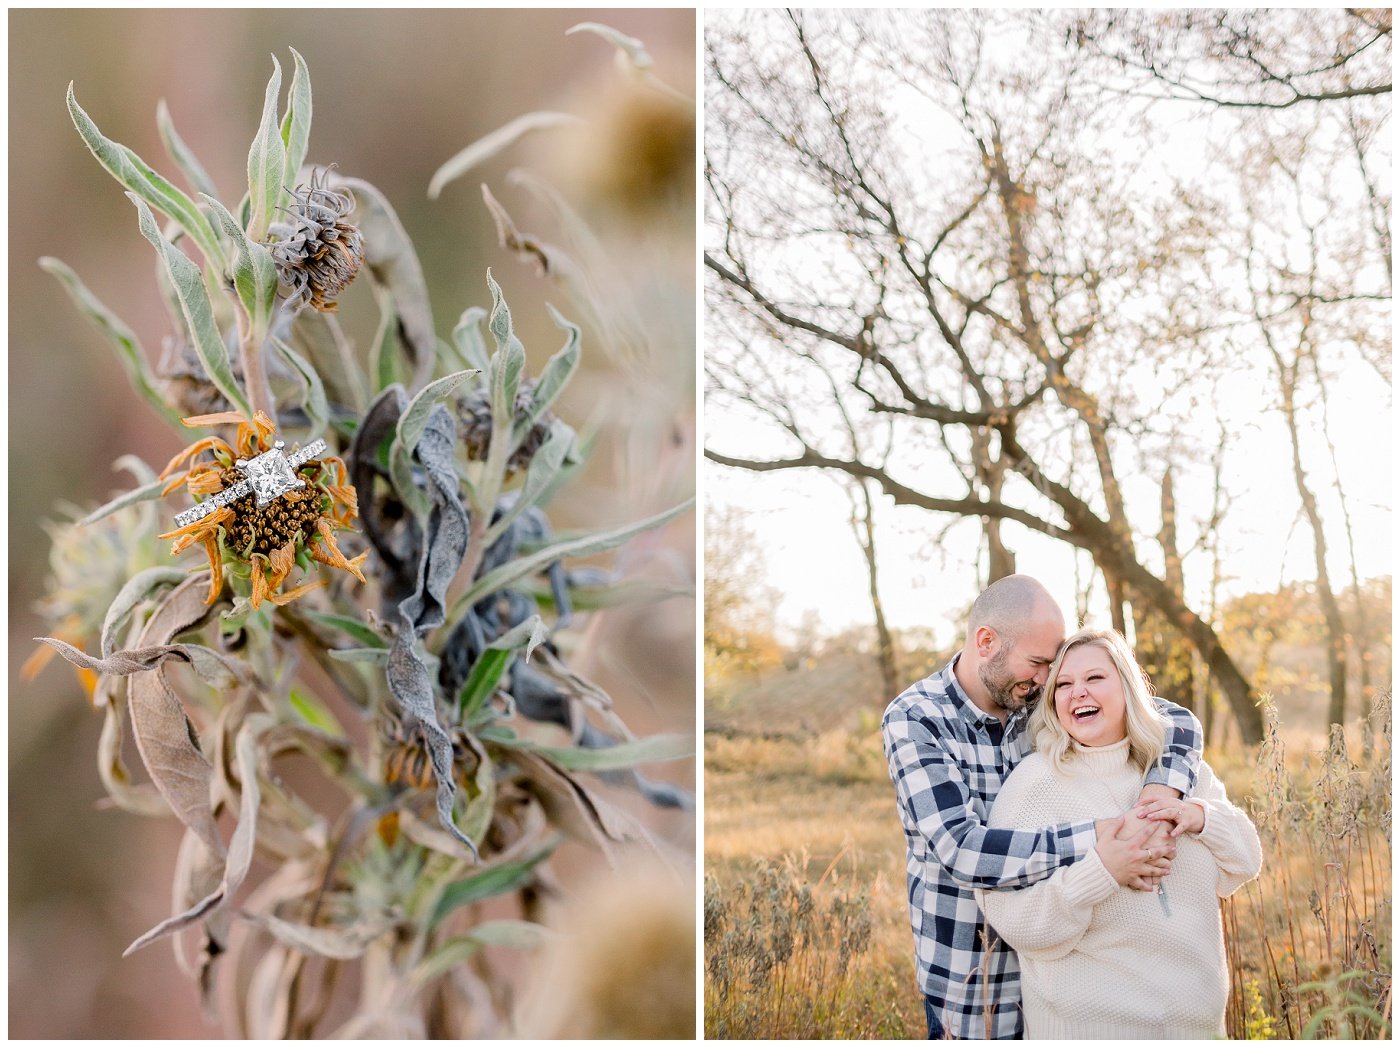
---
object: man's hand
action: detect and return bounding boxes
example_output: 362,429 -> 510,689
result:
1094,813 -> 1174,891
1135,782 -> 1205,837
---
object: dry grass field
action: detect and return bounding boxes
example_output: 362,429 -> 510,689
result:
704,660 -> 1391,1040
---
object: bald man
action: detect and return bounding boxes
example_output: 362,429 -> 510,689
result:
882,575 -> 1203,1040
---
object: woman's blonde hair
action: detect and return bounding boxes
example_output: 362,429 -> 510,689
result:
1028,627 -> 1167,774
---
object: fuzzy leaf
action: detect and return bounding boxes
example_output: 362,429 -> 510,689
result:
427,111 -> 580,200
386,405 -> 475,858
427,840 -> 558,931
77,474 -> 167,527
246,57 -> 287,241
566,21 -> 655,71
244,912 -> 391,960
97,696 -> 167,815
40,257 -> 184,427
411,920 -> 550,986
67,83 -> 221,265
453,498 -> 693,614
452,307 -> 491,373
204,194 -> 279,347
269,336 -> 329,435
125,573 -> 224,859
99,566 -> 187,657
487,270 -> 527,415
329,174 -> 436,392
280,48 -> 313,192
486,420 -> 575,545
130,196 -> 253,417
515,306 -> 580,446
156,99 -> 220,202
455,614 -> 548,721
398,369 -> 480,455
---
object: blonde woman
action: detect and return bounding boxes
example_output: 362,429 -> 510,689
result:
976,628 -> 1261,1038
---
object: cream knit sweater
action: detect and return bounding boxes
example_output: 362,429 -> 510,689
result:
976,739 -> 1262,1039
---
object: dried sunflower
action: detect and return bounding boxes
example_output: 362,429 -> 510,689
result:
268,169 -> 365,313
458,377 -> 555,476
157,410 -> 365,608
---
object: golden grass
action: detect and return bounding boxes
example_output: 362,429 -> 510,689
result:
704,695 -> 1392,1040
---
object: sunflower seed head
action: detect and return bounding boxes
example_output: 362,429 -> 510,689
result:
218,466 -> 324,559
269,171 -> 364,313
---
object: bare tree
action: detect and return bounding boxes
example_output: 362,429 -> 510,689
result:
707,11 -> 1269,737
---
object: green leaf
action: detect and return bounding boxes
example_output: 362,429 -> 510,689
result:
486,271 -> 526,481
203,194 -> 278,346
524,733 -> 694,772
397,369 -> 480,454
514,305 -> 580,448
455,614 -> 549,721
288,688 -> 343,736
246,56 -> 287,241
77,474 -> 167,527
130,196 -> 252,417
451,498 -> 694,617
427,840 -> 558,931
155,100 -> 219,202
67,83 -> 222,266
280,48 -> 313,191
452,307 -> 491,373
427,111 -> 581,200
411,920 -> 550,986
269,337 -> 330,435
389,439 -> 432,522
333,175 -> 436,391
485,419 -> 575,545
369,295 -> 402,394
40,257 -> 184,427
302,611 -> 388,649
327,647 -> 391,665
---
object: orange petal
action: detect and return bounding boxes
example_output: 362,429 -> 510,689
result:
267,579 -> 328,606
199,531 -> 224,605
310,520 -> 366,583
267,540 -> 298,591
160,436 -> 235,479
250,558 -> 269,609
182,411 -> 248,428
159,506 -> 233,542
236,410 -> 278,458
186,467 -> 226,498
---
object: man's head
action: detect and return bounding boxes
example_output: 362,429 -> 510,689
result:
961,575 -> 1067,716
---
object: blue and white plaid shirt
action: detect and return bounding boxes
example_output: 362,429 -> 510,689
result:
882,654 -> 1202,1039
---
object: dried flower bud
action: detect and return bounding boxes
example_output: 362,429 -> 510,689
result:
268,171 -> 364,313
458,378 -> 553,475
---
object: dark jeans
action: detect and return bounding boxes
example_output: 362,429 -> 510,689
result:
923,996 -> 946,1040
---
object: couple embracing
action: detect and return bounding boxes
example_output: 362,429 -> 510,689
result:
882,575 -> 1262,1040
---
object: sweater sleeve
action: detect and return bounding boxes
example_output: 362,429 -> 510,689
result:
1144,697 -> 1203,797
975,759 -> 1119,960
882,704 -> 1097,889
1187,760 -> 1263,898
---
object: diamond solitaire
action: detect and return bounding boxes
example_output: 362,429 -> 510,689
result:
239,440 -> 305,506
173,437 -> 326,529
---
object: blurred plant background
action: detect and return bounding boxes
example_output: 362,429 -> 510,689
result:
10,9 -> 694,1038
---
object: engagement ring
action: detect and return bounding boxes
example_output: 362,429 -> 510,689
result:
173,438 -> 327,529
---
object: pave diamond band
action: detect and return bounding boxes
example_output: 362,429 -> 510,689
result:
173,438 -> 327,530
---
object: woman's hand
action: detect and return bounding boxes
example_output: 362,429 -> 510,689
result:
1136,797 -> 1206,837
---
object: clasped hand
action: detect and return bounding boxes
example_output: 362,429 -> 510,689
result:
1095,809 -> 1176,891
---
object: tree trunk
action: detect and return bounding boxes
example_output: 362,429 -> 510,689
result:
849,479 -> 901,700
1133,470 -> 1197,710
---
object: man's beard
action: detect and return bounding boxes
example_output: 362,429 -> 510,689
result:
980,647 -> 1041,713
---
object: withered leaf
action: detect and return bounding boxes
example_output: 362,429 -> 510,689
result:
243,910 -> 394,961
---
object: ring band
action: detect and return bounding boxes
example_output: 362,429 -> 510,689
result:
174,438 -> 326,529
